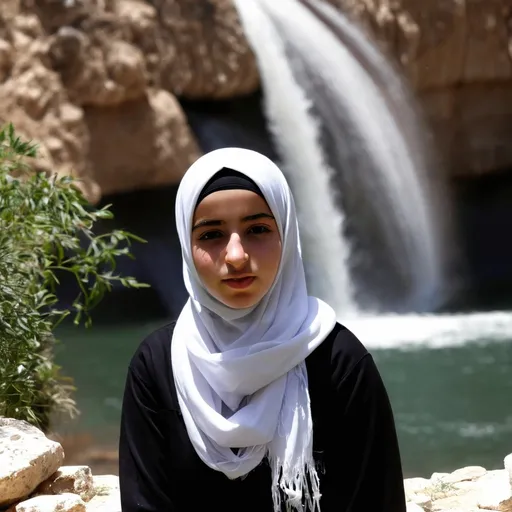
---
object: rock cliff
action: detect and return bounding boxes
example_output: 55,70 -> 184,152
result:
330,0 -> 512,177
0,0 -> 510,203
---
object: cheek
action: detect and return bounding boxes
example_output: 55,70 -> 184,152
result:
252,238 -> 282,275
192,247 -> 217,279
270,241 -> 283,274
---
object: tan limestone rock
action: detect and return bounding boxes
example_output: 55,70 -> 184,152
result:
86,475 -> 120,512
431,472 -> 451,481
84,88 -> 200,196
406,503 -> 425,512
7,493 -> 86,512
91,475 -> 119,495
505,453 -> 512,488
499,497 -> 512,512
0,418 -> 64,508
36,466 -> 94,502
48,26 -> 147,107
477,468 -> 512,510
409,493 -> 432,510
427,469 -> 511,511
323,0 -> 512,176
0,32 -> 100,202
31,0 -> 259,100
405,477 -> 432,496
0,1 -> 201,201
1,0 -> 512,197
151,0 -> 259,98
326,0 -> 512,88
445,466 -> 488,484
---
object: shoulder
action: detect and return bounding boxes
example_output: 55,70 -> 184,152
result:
307,322 -> 372,388
329,322 -> 369,362
325,322 -> 370,373
128,320 -> 177,379
124,321 -> 179,410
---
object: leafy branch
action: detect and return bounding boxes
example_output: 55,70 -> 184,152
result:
0,123 -> 149,429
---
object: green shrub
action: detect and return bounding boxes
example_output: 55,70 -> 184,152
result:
0,124 -> 148,430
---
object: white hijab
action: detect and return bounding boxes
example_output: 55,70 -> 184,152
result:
171,148 -> 336,511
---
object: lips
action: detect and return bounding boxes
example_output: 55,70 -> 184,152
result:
222,276 -> 256,290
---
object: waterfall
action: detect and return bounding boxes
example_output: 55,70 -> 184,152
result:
232,0 -> 356,317
233,0 -> 447,315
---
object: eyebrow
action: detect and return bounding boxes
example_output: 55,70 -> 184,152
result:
192,213 -> 275,231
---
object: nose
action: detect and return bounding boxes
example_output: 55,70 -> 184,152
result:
225,233 -> 248,269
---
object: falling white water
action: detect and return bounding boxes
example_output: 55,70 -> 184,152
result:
298,0 -> 448,311
233,0 -> 356,316
229,0 -> 512,353
234,0 -> 446,315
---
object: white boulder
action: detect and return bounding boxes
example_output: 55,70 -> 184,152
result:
6,493 -> 85,512
0,418 -> 64,507
505,453 -> 512,489
36,466 -> 94,502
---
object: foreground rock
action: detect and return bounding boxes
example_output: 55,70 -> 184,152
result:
35,466 -> 94,502
0,418 -> 64,508
0,419 -> 119,512
7,493 -> 86,512
85,476 -> 121,512
1,417 -> 510,512
405,456 -> 512,512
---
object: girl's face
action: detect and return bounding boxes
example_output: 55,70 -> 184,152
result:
191,189 -> 282,309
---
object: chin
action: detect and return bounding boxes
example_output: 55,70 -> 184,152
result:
225,298 -> 259,310
219,293 -> 262,310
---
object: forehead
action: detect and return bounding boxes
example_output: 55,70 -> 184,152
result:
193,189 -> 272,219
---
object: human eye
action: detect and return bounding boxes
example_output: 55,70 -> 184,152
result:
198,230 -> 223,241
248,225 -> 271,235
